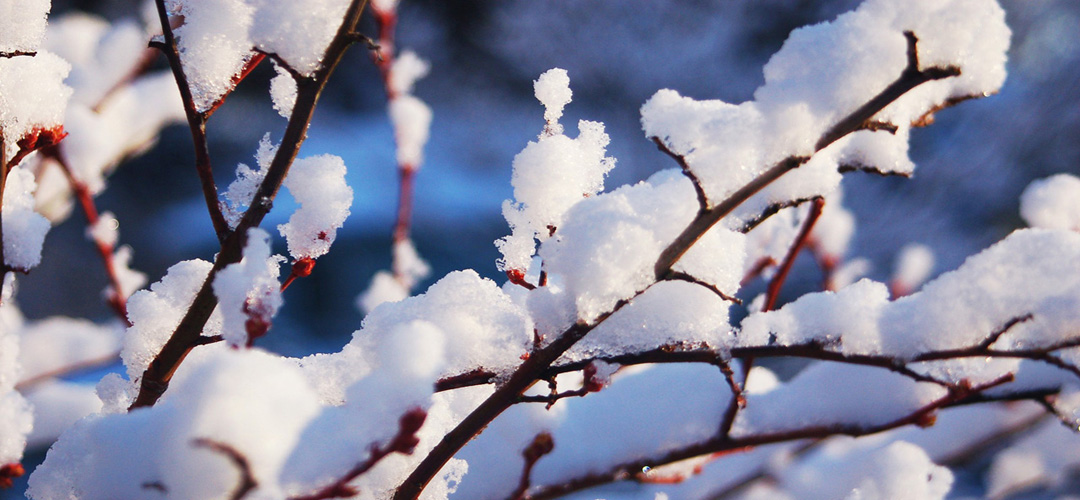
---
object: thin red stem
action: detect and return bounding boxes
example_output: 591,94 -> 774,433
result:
763,197 -> 825,312
49,148 -> 132,323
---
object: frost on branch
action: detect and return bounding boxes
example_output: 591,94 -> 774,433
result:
278,153 -> 353,261
212,228 -> 285,347
223,134 -> 276,228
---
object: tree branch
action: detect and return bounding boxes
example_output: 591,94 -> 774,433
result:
290,408 -> 426,500
763,197 -> 825,312
526,373 -> 1013,499
396,30 -> 966,498
653,31 -> 960,283
130,0 -> 372,410
150,0 -> 230,243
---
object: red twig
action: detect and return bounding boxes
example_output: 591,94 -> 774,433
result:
130,0 -> 372,410
47,148 -> 132,323
763,197 -> 825,312
291,408 -> 427,500
510,432 -> 555,500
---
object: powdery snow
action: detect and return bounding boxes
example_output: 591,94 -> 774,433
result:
278,153 -> 353,260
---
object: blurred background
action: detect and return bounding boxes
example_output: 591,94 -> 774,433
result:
6,0 -> 1080,495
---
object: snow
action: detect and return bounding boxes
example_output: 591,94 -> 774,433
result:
370,0 -> 399,14
496,71 -> 615,274
43,15 -> 147,108
168,0 -> 352,111
212,228 -> 285,347
534,68 -> 572,134
0,50 -> 71,164
282,320 -> 445,494
641,0 -> 1009,213
389,51 -> 429,97
392,238 -> 430,290
732,362 -> 947,435
9,0 -> 1077,498
1020,174 -> 1080,231
54,71 -> 185,196
24,382 -> 101,449
353,270 -> 532,378
986,418 -> 1080,498
358,271 -> 409,315
571,280 -> 733,360
85,212 -> 118,247
389,94 -> 432,168
269,61 -> 297,117
740,229 -> 1080,368
773,439 -> 953,500
122,259 -> 220,382
278,153 -> 353,260
0,303 -> 32,465
0,0 -> 50,54
891,243 -> 934,295
223,133 -> 277,228
2,166 -> 51,271
29,348 -> 323,500
169,0 -> 256,113
17,316 -> 121,383
538,170 -> 742,324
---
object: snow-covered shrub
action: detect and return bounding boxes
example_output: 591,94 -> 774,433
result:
1,0 -> 1079,498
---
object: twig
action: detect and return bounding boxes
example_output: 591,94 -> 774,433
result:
394,30 -> 965,499
665,271 -> 741,304
509,432 -> 555,500
130,0 -> 373,410
191,438 -> 258,500
652,137 -> 708,210
290,408 -> 427,500
150,0 -> 230,242
48,147 -> 132,323
763,197 -> 825,312
526,373 -> 1013,499
653,31 -> 960,284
